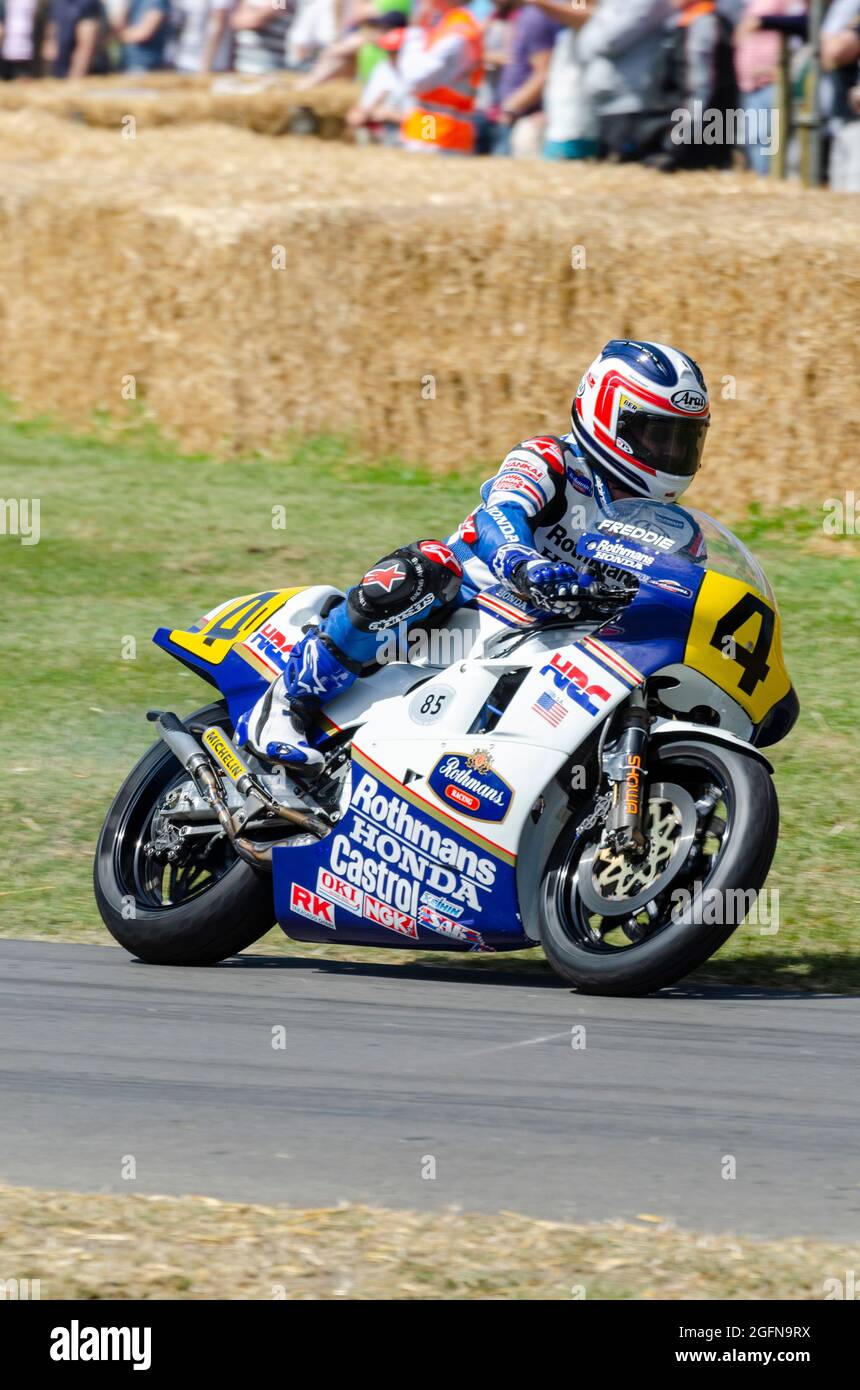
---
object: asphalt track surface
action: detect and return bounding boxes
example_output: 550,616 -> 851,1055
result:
0,939 -> 857,1238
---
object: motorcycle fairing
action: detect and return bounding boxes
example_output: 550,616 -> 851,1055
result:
272,628 -> 646,950
491,633 -> 645,750
152,586 -> 339,728
572,534 -> 792,732
682,570 -> 791,725
474,584 -> 549,628
272,745 -> 525,952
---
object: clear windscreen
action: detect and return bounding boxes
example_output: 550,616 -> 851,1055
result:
594,498 -> 775,603
684,507 -> 775,601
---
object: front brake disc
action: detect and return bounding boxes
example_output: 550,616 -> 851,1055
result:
575,782 -> 698,917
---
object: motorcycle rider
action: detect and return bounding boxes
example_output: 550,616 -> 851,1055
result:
237,339 -> 710,772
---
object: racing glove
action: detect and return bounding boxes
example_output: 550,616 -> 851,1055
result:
492,543 -> 585,612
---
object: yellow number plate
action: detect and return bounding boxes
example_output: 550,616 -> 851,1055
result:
169,588 -> 303,667
684,571 -> 791,725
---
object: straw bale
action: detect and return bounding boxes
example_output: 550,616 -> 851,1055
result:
0,109 -> 857,514
0,72 -> 358,137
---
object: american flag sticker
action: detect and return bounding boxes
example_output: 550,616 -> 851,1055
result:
532,691 -> 567,727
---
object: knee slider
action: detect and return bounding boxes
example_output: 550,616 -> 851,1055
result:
346,540 -> 462,633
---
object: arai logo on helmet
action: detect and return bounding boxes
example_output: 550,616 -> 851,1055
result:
671,388 -> 707,413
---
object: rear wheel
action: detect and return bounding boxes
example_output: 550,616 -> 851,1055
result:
94,702 -> 275,965
539,739 -> 779,996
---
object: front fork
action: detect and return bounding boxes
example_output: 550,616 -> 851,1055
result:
602,688 -> 650,858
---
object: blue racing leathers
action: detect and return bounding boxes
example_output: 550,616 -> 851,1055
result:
445,432 -> 618,606
322,433 -> 621,667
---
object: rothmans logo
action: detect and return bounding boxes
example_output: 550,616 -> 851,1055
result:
428,752 -> 513,824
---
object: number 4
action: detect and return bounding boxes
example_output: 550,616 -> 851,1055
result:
709,594 -> 774,695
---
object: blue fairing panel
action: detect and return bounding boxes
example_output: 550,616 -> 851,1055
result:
586,550 -> 704,680
272,749 -> 527,954
152,628 -> 269,728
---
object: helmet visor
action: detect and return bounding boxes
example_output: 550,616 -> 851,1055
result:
617,407 -> 709,479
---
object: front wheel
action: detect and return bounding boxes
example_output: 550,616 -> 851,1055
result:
539,739 -> 779,996
94,702 -> 275,965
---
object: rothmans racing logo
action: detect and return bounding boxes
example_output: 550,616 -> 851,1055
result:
428,752 -> 513,823
588,539 -> 655,571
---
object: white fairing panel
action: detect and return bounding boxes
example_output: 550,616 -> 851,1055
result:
650,664 -> 753,740
346,634 -> 643,862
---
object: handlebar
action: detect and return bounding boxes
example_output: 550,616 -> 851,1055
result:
576,567 -> 640,607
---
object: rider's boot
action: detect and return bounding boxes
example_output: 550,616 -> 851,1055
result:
236,629 -> 357,773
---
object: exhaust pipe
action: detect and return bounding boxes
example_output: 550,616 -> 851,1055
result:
147,711 -> 330,864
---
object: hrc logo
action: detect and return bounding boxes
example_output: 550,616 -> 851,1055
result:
540,652 -> 611,718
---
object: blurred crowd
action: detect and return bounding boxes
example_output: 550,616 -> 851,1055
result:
1,0 -> 858,187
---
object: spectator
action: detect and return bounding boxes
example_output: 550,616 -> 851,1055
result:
172,0 -> 236,71
297,1 -> 410,89
357,0 -> 409,80
44,0 -> 108,74
821,0 -> 860,189
491,1 -> 561,155
294,4 -> 363,87
288,0 -> 336,67
345,18 -> 407,137
115,0 -> 170,68
528,0 -> 596,160
734,1 -> 805,174
473,0 -> 517,153
1,0 -> 41,75
399,0 -> 483,153
231,0 -> 293,73
648,0 -> 738,171
577,0 -> 676,160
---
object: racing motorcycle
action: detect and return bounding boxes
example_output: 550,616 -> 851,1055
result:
94,497 -> 798,995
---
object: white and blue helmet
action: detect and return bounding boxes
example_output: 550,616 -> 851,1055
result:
572,340 -> 710,503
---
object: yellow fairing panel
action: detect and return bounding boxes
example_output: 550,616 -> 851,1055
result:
684,571 -> 791,725
170,589 -> 304,667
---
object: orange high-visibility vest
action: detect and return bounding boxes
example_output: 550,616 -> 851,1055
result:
677,0 -> 716,23
401,9 -> 483,154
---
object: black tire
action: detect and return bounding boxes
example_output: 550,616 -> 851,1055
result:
539,739 -> 779,996
94,701 -> 275,965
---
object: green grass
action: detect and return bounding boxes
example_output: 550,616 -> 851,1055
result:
1,409 -> 857,990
